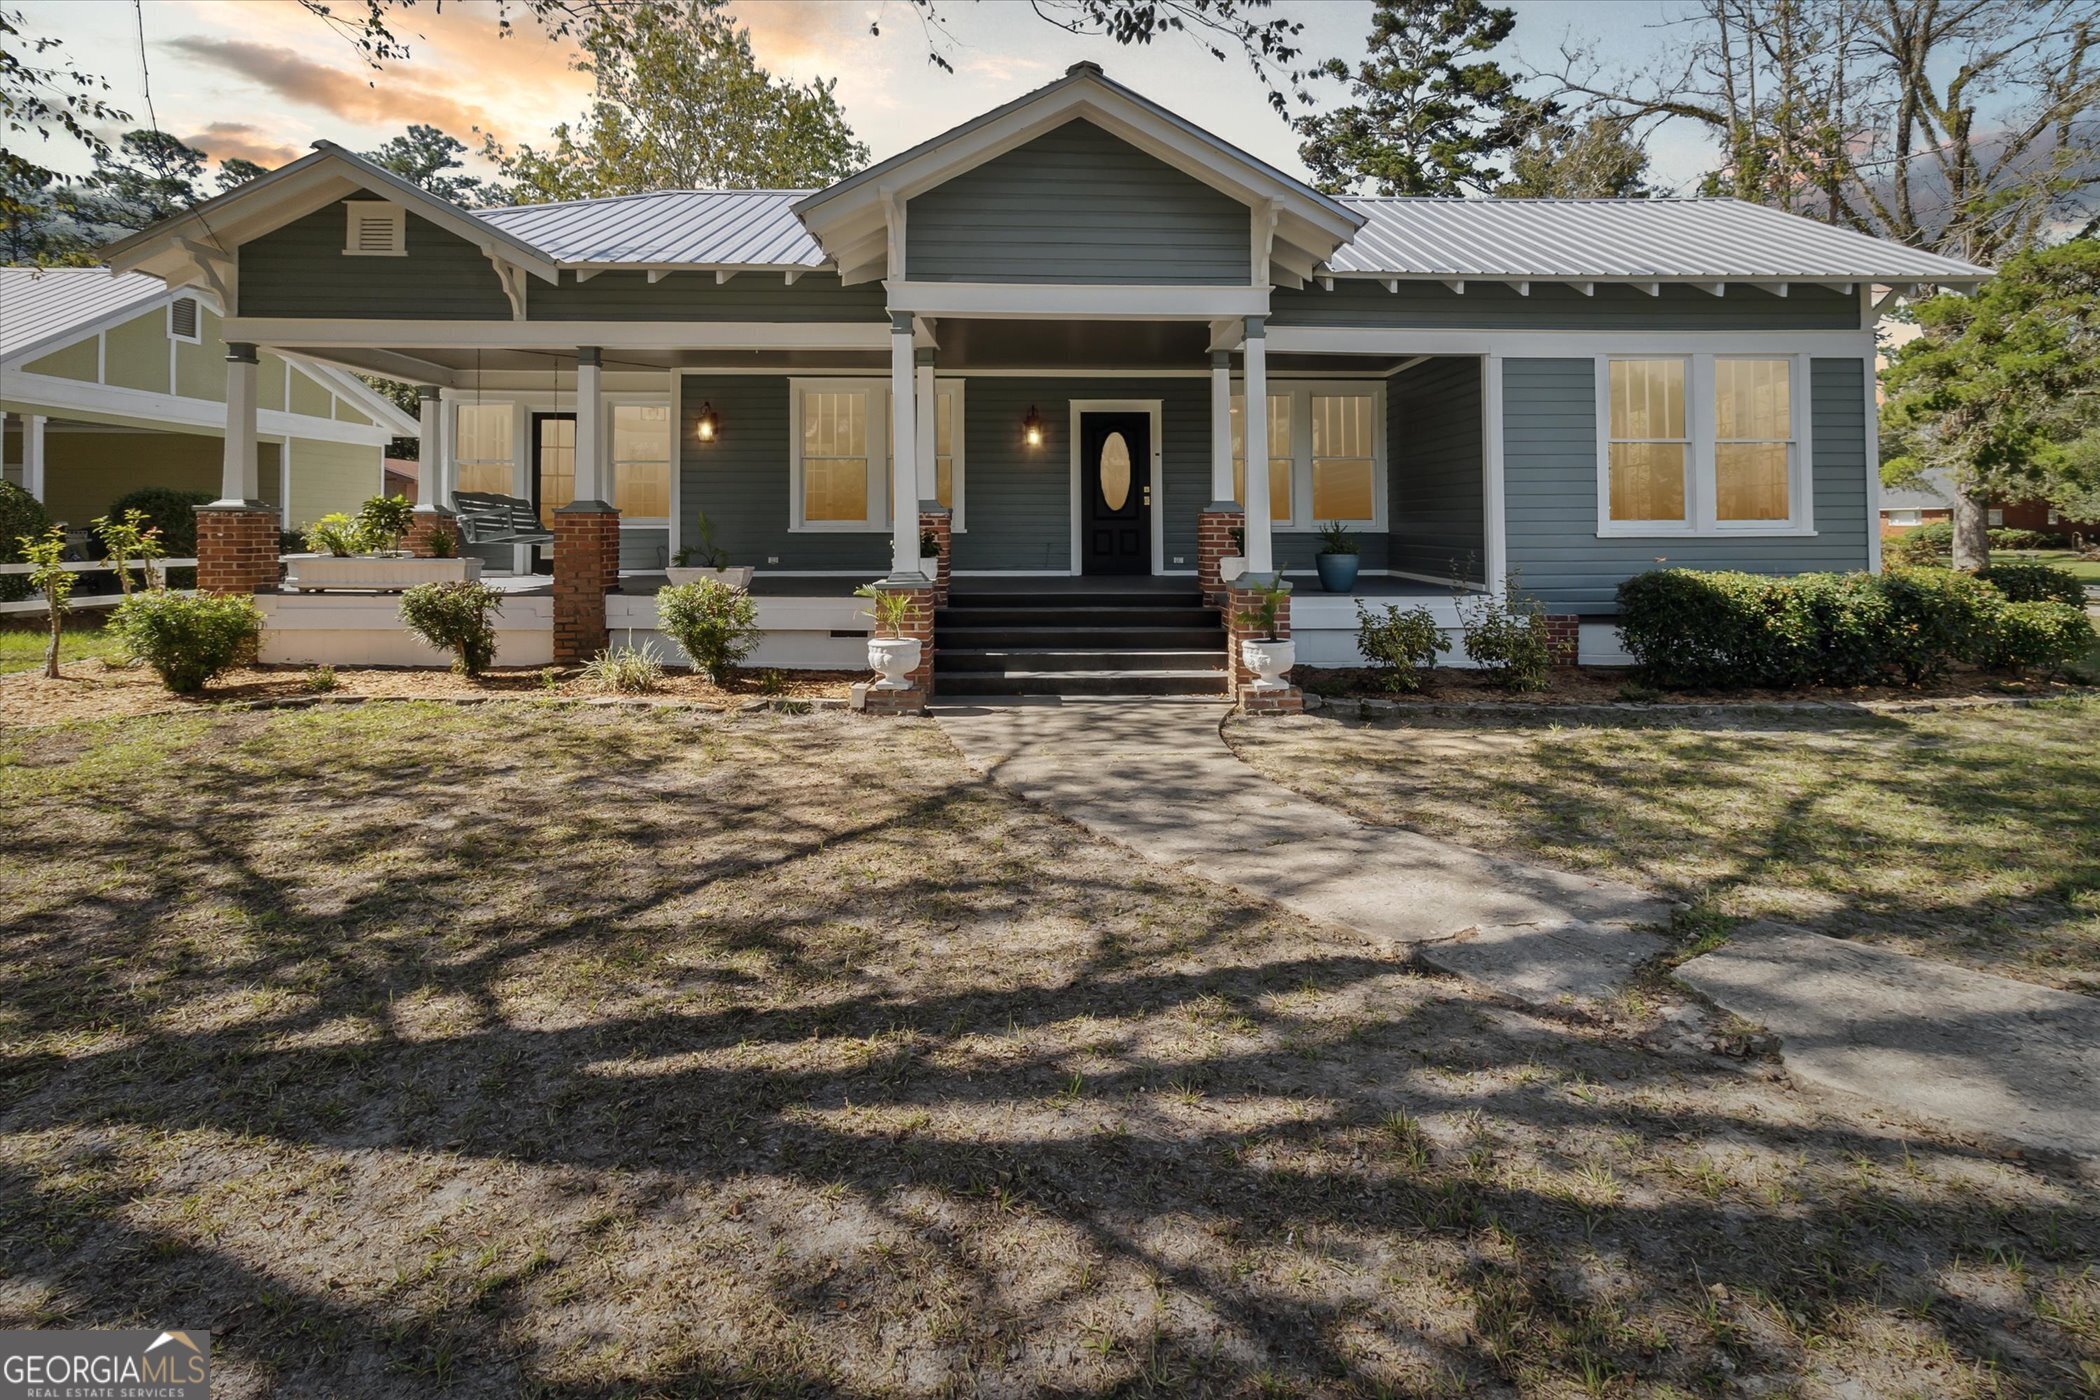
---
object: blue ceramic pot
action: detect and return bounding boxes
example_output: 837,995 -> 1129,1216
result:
1316,551 -> 1360,593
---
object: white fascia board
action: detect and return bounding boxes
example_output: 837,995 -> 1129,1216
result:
1,369 -> 397,445
296,357 -> 423,437
1266,326 -> 1876,357
882,281 -> 1269,320
225,318 -> 892,350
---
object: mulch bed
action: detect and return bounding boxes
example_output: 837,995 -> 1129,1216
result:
1294,663 -> 2096,711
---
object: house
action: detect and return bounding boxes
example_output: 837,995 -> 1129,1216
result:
1879,467 -> 2096,542
99,63 -> 1990,705
0,268 -> 417,543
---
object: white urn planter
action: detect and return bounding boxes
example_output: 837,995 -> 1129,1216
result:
1219,555 -> 1248,584
919,555 -> 942,580
868,636 -> 923,690
1240,637 -> 1296,691
285,553 -> 482,592
666,565 -> 755,590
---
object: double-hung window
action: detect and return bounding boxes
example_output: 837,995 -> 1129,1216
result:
789,379 -> 966,530
1231,382 -> 1385,528
454,402 -> 516,496
1229,393 -> 1293,527
1600,354 -> 1810,535
612,403 -> 671,520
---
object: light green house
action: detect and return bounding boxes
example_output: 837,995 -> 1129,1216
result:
0,267 -> 415,534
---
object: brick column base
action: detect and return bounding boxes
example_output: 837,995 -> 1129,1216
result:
405,511 -> 461,559
1225,578 -> 1303,715
195,504 -> 282,595
1197,505 -> 1243,607
918,506 -> 953,605
853,580 -> 935,716
1544,614 -> 1580,667
552,503 -> 620,663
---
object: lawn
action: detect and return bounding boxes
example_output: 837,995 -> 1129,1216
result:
2,704 -> 2097,1396
0,617 -> 126,675
1228,699 -> 2100,995
1999,549 -> 2100,585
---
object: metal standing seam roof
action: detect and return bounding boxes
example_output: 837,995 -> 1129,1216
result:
1328,196 -> 1992,282
0,267 -> 171,363
477,190 -> 827,268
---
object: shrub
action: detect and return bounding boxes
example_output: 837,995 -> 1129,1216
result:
400,579 -> 503,675
303,664 -> 339,693
0,481 -> 52,603
659,579 -> 759,685
356,493 -> 415,554
1989,526 -> 2069,550
1354,602 -> 1448,692
582,642 -> 666,693
101,487 -> 213,560
1884,519 -> 1952,566
304,513 -> 364,557
1972,601 -> 2095,675
110,590 -> 262,693
1978,560 -> 2085,607
1456,577 -> 1550,692
1878,566 -> 2001,684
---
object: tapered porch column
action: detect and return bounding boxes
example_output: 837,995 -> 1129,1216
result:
553,348 -> 619,663
1241,317 -> 1273,575
887,312 -> 922,580
196,342 -> 279,594
217,343 -> 262,506
1196,349 -> 1243,606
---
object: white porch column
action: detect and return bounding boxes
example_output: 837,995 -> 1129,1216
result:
1241,317 -> 1273,575
573,348 -> 606,505
414,386 -> 446,510
217,342 -> 261,504
888,312 -> 921,578
22,413 -> 46,503
914,350 -> 938,505
1209,350 -> 1234,504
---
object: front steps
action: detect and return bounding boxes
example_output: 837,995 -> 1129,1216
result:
934,585 -> 1230,697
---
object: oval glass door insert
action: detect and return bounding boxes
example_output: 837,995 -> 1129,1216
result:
1099,432 -> 1132,511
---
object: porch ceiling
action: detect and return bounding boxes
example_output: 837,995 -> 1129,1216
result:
932,319 -> 1209,370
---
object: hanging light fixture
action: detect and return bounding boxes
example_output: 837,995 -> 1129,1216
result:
695,401 -> 720,442
1022,404 -> 1043,448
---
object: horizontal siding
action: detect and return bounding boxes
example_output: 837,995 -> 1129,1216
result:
1387,356 -> 1485,582
241,200 -> 512,320
1503,355 -> 1873,614
530,270 -> 887,323
908,120 -> 1249,286
1271,280 -> 1860,331
289,437 -> 383,527
619,526 -> 670,572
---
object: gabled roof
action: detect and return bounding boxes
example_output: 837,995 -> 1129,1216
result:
1328,197 -> 1990,288
478,189 -> 826,270
0,268 -> 169,363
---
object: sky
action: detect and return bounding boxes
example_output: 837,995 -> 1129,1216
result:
16,0 -> 1725,193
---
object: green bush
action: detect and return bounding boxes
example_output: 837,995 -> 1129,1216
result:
101,487 -> 214,559
110,590 -> 262,693
1354,601 -> 1448,692
658,579 -> 759,685
400,580 -> 503,675
1878,566 -> 2001,684
0,480 -> 54,603
1973,601 -> 2096,675
303,513 -> 364,557
582,643 -> 666,694
1978,560 -> 2085,607
1989,526 -> 2069,551
357,493 -> 415,553
1456,578 -> 1550,692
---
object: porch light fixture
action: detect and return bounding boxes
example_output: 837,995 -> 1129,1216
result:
695,401 -> 719,442
1022,405 -> 1043,448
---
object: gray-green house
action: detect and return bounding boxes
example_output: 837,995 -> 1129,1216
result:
101,62 -> 1988,676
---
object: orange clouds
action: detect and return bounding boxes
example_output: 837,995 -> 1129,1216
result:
184,120 -> 301,168
168,36 -> 500,137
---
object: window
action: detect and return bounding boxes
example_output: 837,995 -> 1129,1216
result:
612,403 -> 671,519
454,403 -> 515,496
167,297 -> 200,343
1886,509 -> 1923,527
1232,384 -> 1384,527
1599,354 -> 1810,535
344,201 -> 406,256
1987,508 -> 2005,527
534,416 -> 576,525
1312,394 -> 1376,520
1230,393 -> 1293,527
932,385 -> 963,524
792,380 -> 887,530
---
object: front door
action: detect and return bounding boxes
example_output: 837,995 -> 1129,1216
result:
530,412 -> 577,527
1079,411 -> 1151,575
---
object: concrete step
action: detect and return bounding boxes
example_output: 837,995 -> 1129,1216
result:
936,604 -> 1220,629
945,590 -> 1207,611
940,625 -> 1227,650
935,670 -> 1232,697
938,648 -> 1227,674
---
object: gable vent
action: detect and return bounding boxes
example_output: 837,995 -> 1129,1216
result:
344,201 -> 407,257
167,296 -> 200,342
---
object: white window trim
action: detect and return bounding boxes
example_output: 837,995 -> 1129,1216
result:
1594,352 -> 1815,538
789,377 -> 890,533
1230,378 -> 1388,531
343,201 -> 407,257
166,297 -> 201,344
446,390 -> 673,525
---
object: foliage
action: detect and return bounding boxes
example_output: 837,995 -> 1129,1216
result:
0,5 -> 125,255
1972,600 -> 2095,676
215,158 -> 267,192
1882,241 -> 2100,568
103,487 -> 213,560
483,0 -> 869,202
853,582 -> 915,639
1316,521 -> 1359,556
1883,519 -> 1951,566
91,508 -> 165,594
356,494 -> 416,554
400,580 -> 504,675
1494,113 -> 1648,198
19,526 -> 73,678
303,663 -> 339,694
661,579 -> 760,685
109,590 -> 262,694
1455,574 -> 1550,691
1354,601 -> 1448,692
1232,578 -> 1290,639
1978,561 -> 2086,608
1988,527 -> 2070,551
362,123 -> 484,204
304,514 -> 365,558
1295,0 -> 1534,196
582,642 -> 667,694
918,526 -> 944,558
673,512 -> 728,569
0,479 -> 52,603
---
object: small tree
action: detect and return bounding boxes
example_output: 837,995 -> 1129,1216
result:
400,580 -> 504,675
92,507 -> 165,594
661,579 -> 760,685
1456,573 -> 1551,691
20,527 -> 75,678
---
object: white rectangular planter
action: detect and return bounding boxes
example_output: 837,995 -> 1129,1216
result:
665,566 -> 755,590
285,554 -> 483,593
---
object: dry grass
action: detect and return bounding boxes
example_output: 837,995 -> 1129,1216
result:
1227,700 -> 2100,996
2,704 -> 2097,1397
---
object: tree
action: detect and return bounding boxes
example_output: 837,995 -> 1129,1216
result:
1495,113 -> 1649,198
1294,0 -> 1535,197
1538,0 -> 2100,261
1880,238 -> 2100,569
216,157 -> 268,192
363,124 -> 483,204
481,1 -> 867,201
2,5 -> 126,261
81,128 -> 207,226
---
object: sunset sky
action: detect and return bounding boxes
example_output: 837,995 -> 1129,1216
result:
18,0 -> 1722,194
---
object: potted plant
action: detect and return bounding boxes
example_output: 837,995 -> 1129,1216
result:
285,495 -> 482,591
1220,524 -> 1247,584
918,525 -> 943,580
1234,576 -> 1294,691
1315,520 -> 1360,593
665,512 -> 755,590
855,582 -> 921,690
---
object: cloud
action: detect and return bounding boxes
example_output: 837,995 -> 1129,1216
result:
167,35 -> 499,138
184,121 -> 300,169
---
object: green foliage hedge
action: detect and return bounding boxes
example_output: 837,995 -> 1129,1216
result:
0,481 -> 53,603
1976,560 -> 2087,607
401,580 -> 503,675
100,487 -> 215,559
1886,518 -> 2074,564
1616,567 -> 2093,689
110,590 -> 262,693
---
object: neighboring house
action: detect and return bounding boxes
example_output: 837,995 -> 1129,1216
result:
0,268 -> 416,536
1879,467 -> 2097,540
101,63 -> 1992,681
384,456 -> 418,502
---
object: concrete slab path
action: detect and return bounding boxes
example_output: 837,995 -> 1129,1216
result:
934,698 -> 1673,1011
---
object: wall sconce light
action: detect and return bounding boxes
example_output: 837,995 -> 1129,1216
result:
1022,405 -> 1043,448
695,401 -> 719,442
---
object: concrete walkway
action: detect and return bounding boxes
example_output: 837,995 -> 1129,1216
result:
934,698 -> 1672,1011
